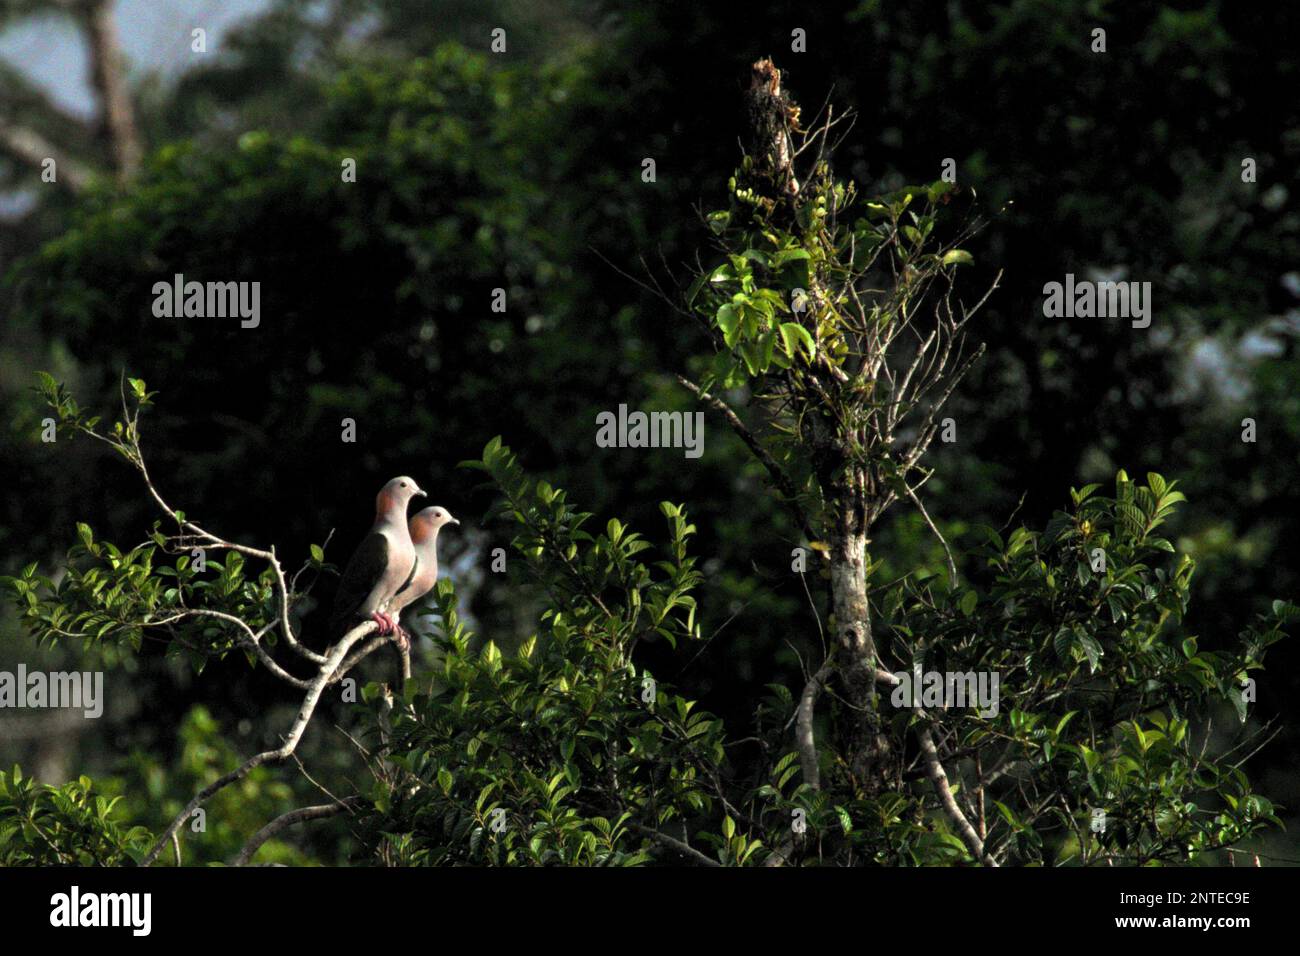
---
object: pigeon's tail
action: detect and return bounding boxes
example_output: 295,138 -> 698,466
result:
328,603 -> 365,643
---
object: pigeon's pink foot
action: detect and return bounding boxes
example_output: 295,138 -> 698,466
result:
394,626 -> 411,654
370,611 -> 393,636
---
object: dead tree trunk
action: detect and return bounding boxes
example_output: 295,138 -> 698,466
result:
77,0 -> 141,181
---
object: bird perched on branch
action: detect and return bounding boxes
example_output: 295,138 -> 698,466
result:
331,476 -> 425,640
387,505 -> 459,649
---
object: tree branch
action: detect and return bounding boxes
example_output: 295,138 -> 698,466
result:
677,375 -> 814,539
0,116 -> 93,192
76,0 -> 141,180
916,724 -> 997,866
124,409 -> 327,667
232,796 -> 365,866
149,608 -> 311,689
795,658 -> 834,789
901,478 -> 957,587
632,824 -> 721,867
141,620 -> 378,866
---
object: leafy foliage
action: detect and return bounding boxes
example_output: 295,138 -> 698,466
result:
867,473 -> 1288,864
355,447 -> 1290,866
365,439 -> 737,865
0,765 -> 150,866
3,8 -> 1297,863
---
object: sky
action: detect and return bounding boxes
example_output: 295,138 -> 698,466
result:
0,0 -> 270,119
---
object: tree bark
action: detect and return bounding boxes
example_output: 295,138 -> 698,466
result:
741,58 -> 889,792
828,469 -> 887,788
78,0 -> 141,181
0,118 -> 93,192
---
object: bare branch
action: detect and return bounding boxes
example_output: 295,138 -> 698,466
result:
0,117 -> 93,192
901,479 -> 957,587
141,620 -> 378,866
917,724 -> 997,866
76,0 -> 141,180
795,658 -> 834,789
232,797 -> 365,866
149,609 -> 312,689
632,824 -> 721,867
125,410 -> 327,666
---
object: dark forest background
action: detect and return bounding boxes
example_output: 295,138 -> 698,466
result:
1,0 -> 1297,864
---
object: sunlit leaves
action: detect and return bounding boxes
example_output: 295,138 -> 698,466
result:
0,767 -> 152,866
374,440 -> 726,865
872,470 -> 1289,864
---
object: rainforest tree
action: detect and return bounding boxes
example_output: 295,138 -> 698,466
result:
2,59 -> 1290,867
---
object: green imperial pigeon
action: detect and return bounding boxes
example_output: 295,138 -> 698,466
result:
388,505 -> 459,647
331,476 -> 426,638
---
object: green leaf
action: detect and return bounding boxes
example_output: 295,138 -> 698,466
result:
1272,600 -> 1300,623
778,322 -> 816,361
1052,627 -> 1073,661
942,249 -> 974,266
716,304 -> 741,346
1078,633 -> 1103,673
771,248 -> 811,268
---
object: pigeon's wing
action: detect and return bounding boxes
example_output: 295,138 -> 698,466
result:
331,531 -> 390,625
391,555 -> 420,600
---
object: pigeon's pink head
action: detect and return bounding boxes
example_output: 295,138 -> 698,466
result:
410,506 -> 459,543
376,476 -> 425,517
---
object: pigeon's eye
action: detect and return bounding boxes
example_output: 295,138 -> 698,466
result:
400,482 -> 407,488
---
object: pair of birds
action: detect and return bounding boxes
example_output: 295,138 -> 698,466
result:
330,476 -> 459,650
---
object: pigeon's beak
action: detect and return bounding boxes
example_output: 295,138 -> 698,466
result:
414,488 -> 427,499
451,518 -> 460,525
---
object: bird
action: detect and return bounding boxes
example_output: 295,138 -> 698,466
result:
387,505 -> 459,649
330,476 -> 426,640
